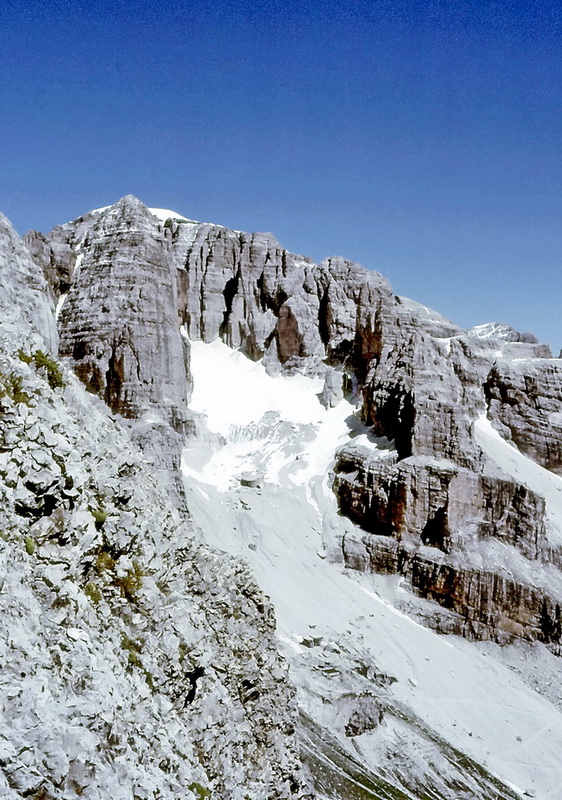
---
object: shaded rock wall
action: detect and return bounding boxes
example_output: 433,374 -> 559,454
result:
334,446 -> 547,561
54,196 -> 191,429
343,535 -> 562,649
174,219 -> 392,372
0,214 -> 58,353
22,228 -> 75,302
27,198 -> 194,509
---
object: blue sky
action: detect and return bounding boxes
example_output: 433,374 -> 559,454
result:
1,0 -> 561,349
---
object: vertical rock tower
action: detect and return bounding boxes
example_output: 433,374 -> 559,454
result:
54,195 -> 191,430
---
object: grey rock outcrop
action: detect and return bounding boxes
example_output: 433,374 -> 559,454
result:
468,321 -> 543,345
334,446 -> 546,560
318,368 -> 345,408
1,211 -> 311,800
30,196 -> 390,387
333,294 -> 562,646
0,213 -> 57,353
333,439 -> 562,646
22,228 -> 74,302
26,197 -> 194,508
26,198 -> 392,509
484,358 -> 562,474
176,219 -> 390,373
55,196 -> 191,428
341,533 -> 562,645
334,290 -> 562,645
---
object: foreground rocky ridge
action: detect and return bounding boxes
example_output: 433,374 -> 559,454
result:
1,213 -> 310,799
29,196 -> 562,654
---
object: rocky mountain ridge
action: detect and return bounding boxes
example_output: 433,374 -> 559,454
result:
27,196 -> 562,651
4,194 -> 562,798
1,207 -> 310,799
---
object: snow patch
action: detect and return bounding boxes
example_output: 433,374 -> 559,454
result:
474,415 -> 562,543
183,339 -> 374,494
148,207 -> 194,223
189,338 -> 327,434
90,205 -> 194,223
55,292 -> 68,320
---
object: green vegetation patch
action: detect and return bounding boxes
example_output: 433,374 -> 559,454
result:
188,783 -> 211,799
90,506 -> 108,529
92,546 -> 144,602
115,559 -> 144,601
0,373 -> 31,405
121,633 -> 154,690
84,581 -> 102,604
18,349 -> 65,390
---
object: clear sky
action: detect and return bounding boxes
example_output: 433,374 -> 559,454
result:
1,0 -> 561,350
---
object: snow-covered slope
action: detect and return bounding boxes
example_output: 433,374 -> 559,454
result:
182,339 -> 562,800
92,203 -> 201,225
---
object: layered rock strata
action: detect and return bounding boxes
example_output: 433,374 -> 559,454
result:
27,197 -> 195,508
485,358 -> 562,474
335,311 -> 562,646
30,200 -> 393,379
53,196 -> 191,428
1,213 -> 58,353
27,196 -> 562,653
341,533 -> 562,648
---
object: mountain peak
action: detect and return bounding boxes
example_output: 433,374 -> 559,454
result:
91,196 -> 194,225
113,192 -> 147,211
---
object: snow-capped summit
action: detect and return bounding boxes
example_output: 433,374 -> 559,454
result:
468,321 -> 540,344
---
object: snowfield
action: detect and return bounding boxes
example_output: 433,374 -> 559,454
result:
182,339 -> 562,800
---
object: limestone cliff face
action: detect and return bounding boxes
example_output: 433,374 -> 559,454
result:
174,220 -> 391,372
53,196 -> 191,429
32,200 -> 392,380
484,358 -> 562,474
342,534 -> 562,645
336,312 -> 562,647
27,197 -> 194,508
27,196 -> 562,653
335,301 -> 562,646
1,211 -> 311,800
334,445 -> 547,560
27,198 -> 391,508
0,214 -> 57,353
22,228 -> 74,303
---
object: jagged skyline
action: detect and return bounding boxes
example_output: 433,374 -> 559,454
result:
1,0 -> 561,349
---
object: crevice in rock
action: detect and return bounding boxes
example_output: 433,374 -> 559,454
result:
105,340 -> 125,412
185,665 -> 205,705
421,507 -> 451,553
219,271 -> 240,338
318,289 -> 330,348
